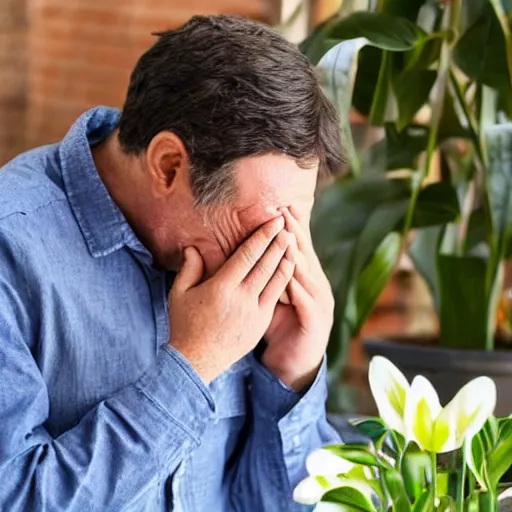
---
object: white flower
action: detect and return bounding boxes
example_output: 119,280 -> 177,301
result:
369,357 -> 497,453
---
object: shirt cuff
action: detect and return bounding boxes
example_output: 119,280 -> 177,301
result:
134,345 -> 216,445
249,353 -> 328,422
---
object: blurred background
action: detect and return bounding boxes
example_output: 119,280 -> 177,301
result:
0,0 -> 343,164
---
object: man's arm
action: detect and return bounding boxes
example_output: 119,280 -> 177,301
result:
0,214 -> 294,510
0,321 -> 215,511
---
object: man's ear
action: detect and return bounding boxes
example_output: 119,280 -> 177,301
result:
145,131 -> 190,198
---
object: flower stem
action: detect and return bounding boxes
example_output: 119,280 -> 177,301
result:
456,450 -> 466,512
431,452 -> 437,500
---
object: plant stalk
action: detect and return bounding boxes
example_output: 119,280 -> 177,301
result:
456,449 -> 466,512
401,0 -> 462,247
431,452 -> 437,500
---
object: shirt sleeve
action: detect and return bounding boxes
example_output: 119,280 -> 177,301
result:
229,353 -> 341,511
0,299 -> 216,511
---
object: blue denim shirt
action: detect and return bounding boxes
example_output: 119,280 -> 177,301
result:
0,107 -> 340,511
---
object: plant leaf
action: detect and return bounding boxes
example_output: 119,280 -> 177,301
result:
353,232 -> 401,334
351,418 -> 389,450
488,417 -> 512,487
363,124 -> 429,172
465,432 -> 491,491
412,488 -> 435,512
408,182 -> 460,228
394,70 -> 437,131
402,443 -> 432,501
485,123 -> 512,259
382,469 -> 412,512
369,50 -> 397,125
453,3 -> 510,89
325,444 -> 391,469
321,486 -> 377,512
409,226 -> 442,310
329,12 -> 425,51
300,14 -> 342,65
437,255 -> 489,350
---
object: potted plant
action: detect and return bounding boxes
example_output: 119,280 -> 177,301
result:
304,0 -> 512,415
293,355 -> 512,511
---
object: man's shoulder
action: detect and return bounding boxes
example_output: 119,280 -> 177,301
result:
0,143 -> 68,222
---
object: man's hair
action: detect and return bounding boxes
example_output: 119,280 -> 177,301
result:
118,15 -> 344,205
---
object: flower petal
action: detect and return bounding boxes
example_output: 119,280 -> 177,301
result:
293,476 -> 329,505
433,376 -> 496,453
404,375 -> 442,451
306,449 -> 354,476
368,356 -> 409,435
315,503 -> 353,512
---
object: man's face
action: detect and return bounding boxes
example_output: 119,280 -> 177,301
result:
174,153 -> 318,277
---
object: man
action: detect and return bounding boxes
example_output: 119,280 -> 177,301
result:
0,15 -> 343,512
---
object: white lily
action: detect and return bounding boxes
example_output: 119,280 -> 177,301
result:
369,357 -> 497,453
368,356 -> 409,436
405,375 -> 497,453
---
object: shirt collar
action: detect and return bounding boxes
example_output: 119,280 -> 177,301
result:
59,107 -> 146,259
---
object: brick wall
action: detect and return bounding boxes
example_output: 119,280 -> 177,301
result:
0,0 -> 275,161
0,0 -> 28,164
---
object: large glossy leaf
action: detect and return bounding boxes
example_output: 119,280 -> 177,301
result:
394,70 -> 437,131
466,432 -> 491,491
402,444 -> 432,502
437,255 -> 488,349
406,182 -> 460,229
322,486 -> 377,512
453,3 -> 510,89
329,12 -> 425,51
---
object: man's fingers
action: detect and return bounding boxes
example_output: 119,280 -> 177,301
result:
217,215 -> 285,285
174,246 -> 205,292
259,248 -> 296,308
280,207 -> 312,256
288,276 -> 315,323
243,231 -> 295,295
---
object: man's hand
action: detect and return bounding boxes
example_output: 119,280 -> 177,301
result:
263,207 -> 334,392
169,215 -> 295,384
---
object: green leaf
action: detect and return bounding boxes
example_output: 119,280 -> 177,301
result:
453,3 -> 510,89
300,14 -> 342,65
402,444 -> 432,502
329,12 -> 425,51
352,232 -> 401,334
408,182 -> 460,229
325,444 -> 391,469
369,50 -> 397,125
352,418 -> 389,449
404,33 -> 443,71
412,488 -> 435,512
363,124 -> 429,172
467,431 -> 491,491
382,469 -> 412,512
394,70 -> 437,131
437,255 -> 489,349
353,46 -> 382,117
381,0 -> 428,21
488,417 -> 512,487
485,123 -> 512,259
322,486 -> 377,512
409,226 -> 442,310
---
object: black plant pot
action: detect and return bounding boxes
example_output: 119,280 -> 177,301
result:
364,337 -> 512,417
